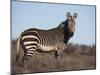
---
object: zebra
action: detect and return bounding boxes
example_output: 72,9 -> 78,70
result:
16,12 -> 78,67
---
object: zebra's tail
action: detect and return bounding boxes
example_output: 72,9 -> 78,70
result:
16,36 -> 21,62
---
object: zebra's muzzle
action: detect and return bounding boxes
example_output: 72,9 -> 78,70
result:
65,32 -> 74,37
68,32 -> 74,37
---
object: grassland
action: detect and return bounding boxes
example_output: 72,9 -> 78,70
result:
11,40 -> 96,74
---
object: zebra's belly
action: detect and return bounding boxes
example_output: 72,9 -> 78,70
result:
38,45 -> 55,51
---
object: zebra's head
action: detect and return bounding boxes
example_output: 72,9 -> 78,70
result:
63,12 -> 78,37
66,12 -> 78,33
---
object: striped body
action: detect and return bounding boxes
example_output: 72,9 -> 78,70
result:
19,26 -> 67,62
16,12 -> 78,66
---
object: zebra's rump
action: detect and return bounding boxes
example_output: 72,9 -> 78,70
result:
20,30 -> 40,51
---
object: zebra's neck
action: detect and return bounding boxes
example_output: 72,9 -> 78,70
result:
58,20 -> 74,44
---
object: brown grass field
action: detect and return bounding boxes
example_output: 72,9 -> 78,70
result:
11,40 -> 96,74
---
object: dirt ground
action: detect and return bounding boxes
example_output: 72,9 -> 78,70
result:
11,40 -> 96,74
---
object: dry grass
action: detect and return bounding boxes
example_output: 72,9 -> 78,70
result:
11,40 -> 96,74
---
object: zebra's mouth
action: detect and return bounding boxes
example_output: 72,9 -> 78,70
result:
68,32 -> 74,37
65,32 -> 74,37
64,32 -> 74,44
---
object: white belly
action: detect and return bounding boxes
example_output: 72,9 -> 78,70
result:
38,45 -> 55,51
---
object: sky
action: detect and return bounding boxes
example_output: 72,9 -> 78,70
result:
12,1 -> 96,45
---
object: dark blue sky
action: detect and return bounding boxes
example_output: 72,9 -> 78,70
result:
12,1 -> 96,45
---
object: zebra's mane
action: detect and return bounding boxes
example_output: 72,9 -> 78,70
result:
58,20 -> 68,31
59,19 -> 74,36
58,20 -> 74,44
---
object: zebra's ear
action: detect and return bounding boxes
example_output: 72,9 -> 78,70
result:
66,12 -> 71,18
73,13 -> 78,18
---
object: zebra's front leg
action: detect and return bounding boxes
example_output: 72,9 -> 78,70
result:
55,45 -> 66,58
55,49 -> 64,58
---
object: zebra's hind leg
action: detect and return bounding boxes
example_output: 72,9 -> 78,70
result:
22,48 -> 36,69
